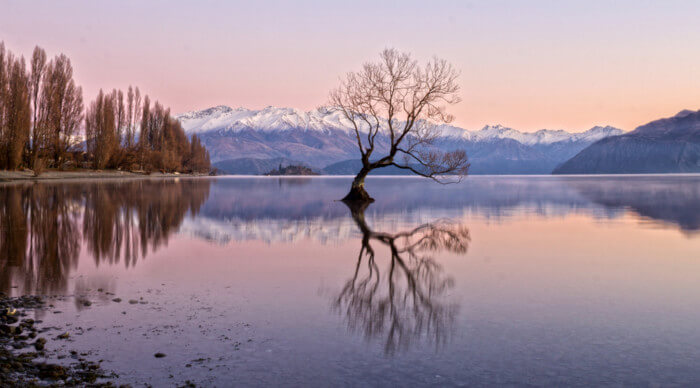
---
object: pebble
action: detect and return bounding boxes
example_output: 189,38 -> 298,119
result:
34,338 -> 46,351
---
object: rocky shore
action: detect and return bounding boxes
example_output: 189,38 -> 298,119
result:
0,294 -> 114,386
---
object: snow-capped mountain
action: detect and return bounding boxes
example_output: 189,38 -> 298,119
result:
177,105 -> 621,145
175,105 -> 624,174
177,106 -> 357,135
437,123 -> 621,145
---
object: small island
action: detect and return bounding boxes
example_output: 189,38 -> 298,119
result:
265,164 -> 319,176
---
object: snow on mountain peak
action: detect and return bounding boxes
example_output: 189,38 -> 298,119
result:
437,123 -> 622,145
176,106 -> 359,134
175,106 -> 623,144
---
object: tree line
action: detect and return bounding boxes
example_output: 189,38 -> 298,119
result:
0,42 -> 210,173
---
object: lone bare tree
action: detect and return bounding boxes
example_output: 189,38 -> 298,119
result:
330,49 -> 469,202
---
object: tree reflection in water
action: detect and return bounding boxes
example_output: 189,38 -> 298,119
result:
334,201 -> 470,355
0,179 -> 211,296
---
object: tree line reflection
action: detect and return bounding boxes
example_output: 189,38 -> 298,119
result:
334,201 -> 471,355
0,179 -> 211,295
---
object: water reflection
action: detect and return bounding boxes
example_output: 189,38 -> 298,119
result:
1,183 -> 82,296
333,201 -> 470,355
183,176 -> 700,245
0,176 -> 698,385
0,179 -> 211,295
1,176 -> 698,298
563,175 -> 700,233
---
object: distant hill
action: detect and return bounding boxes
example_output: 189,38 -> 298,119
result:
213,157 -> 308,175
434,136 -> 621,174
554,109 -> 700,174
322,159 -> 427,175
177,106 -> 622,175
265,165 -> 318,176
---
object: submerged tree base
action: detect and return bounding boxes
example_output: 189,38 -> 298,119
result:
342,186 -> 375,203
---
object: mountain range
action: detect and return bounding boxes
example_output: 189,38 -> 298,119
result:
176,106 -> 623,175
554,109 -> 700,174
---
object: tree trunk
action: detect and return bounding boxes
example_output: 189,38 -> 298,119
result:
343,168 -> 374,202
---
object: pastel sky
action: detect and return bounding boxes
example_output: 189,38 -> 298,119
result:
2,0 -> 700,132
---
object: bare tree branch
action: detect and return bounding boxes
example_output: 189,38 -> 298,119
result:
329,49 -> 468,200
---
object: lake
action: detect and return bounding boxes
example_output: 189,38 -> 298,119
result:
2,175 -> 700,386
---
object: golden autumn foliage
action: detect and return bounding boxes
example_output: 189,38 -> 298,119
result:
0,42 -> 211,174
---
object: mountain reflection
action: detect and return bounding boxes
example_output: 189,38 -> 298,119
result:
2,176 -> 697,297
333,201 -> 470,355
563,175 -> 700,233
0,179 -> 211,295
184,176 -> 700,245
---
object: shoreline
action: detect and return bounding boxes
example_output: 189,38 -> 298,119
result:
3,170 -> 699,183
0,169 -> 211,182
1,294 -> 113,385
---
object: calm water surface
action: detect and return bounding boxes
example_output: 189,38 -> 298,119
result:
2,175 -> 700,386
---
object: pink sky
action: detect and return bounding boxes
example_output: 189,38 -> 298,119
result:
2,0 -> 700,132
